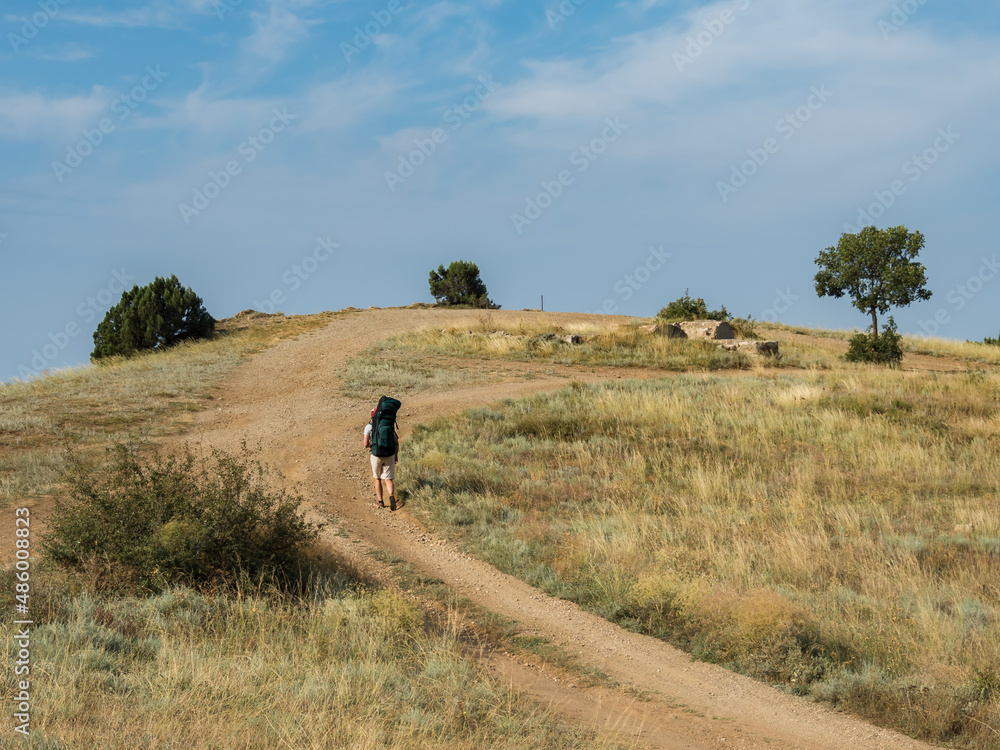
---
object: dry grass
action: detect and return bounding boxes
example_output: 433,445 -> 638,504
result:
404,369 -> 1000,748
766,321 -> 1000,366
904,336 -> 1000,365
0,312 -> 334,508
0,571 -> 625,749
375,317 -> 766,371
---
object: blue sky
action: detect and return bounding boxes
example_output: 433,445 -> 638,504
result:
2,0 -> 999,380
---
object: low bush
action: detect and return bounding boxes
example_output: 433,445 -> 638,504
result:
43,442 -> 320,592
845,317 -> 903,366
657,289 -> 729,322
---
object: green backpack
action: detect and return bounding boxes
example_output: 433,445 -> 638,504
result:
371,396 -> 401,458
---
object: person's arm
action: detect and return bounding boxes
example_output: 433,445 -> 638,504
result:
363,425 -> 371,450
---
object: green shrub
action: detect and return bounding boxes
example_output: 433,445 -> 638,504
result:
657,290 -> 729,322
43,442 -> 320,592
428,260 -> 499,308
92,275 -> 214,360
982,332 -> 999,346
845,317 -> 903,366
729,317 -> 760,340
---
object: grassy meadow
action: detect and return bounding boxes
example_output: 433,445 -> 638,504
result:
369,315 -> 763,371
403,368 -> 1000,748
769,321 -> 1000,366
363,313 -> 990,372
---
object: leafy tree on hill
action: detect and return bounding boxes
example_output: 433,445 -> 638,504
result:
815,225 -> 931,366
428,260 -> 498,308
814,226 -> 931,336
92,275 -> 214,360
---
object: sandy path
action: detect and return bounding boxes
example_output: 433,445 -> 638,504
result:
176,307 -> 936,750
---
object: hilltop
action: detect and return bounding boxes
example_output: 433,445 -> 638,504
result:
3,306 -> 998,749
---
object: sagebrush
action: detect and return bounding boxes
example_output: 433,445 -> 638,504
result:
44,442 -> 320,592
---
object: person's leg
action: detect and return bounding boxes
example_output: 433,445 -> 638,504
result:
371,456 -> 385,506
385,455 -> 396,508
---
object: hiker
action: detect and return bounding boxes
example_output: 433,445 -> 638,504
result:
363,397 -> 400,510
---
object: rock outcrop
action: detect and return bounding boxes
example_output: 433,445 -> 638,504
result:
639,323 -> 686,338
677,320 -> 735,340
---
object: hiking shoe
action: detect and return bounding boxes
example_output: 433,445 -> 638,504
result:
389,495 -> 397,512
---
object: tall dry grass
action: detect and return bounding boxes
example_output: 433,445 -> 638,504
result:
374,318 -> 762,371
404,369 -> 1000,748
0,572 -> 624,749
765,321 -> 1000,366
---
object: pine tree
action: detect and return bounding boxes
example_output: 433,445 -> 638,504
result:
428,260 -> 498,308
92,275 -> 214,359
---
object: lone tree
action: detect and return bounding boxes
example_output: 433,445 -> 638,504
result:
428,260 -> 498,308
92,275 -> 215,360
814,225 -> 931,336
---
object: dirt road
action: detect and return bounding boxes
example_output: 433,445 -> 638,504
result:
180,307 -> 936,750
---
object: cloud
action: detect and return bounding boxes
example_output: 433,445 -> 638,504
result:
59,4 -> 187,29
27,44 -> 96,62
244,4 -> 314,64
0,88 -> 113,141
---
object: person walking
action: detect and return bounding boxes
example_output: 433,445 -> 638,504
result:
363,397 -> 400,510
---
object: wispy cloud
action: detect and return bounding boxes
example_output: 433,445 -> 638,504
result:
27,44 -> 96,62
244,4 -> 314,64
0,88 -> 113,140
60,4 -> 186,29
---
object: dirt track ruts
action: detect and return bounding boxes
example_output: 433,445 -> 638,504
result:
176,308 -> 938,750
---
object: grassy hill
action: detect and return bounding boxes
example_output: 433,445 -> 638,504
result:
3,308 -> 999,748
0,311 -> 626,750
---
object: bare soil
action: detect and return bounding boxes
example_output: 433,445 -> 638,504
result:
165,307 -> 939,750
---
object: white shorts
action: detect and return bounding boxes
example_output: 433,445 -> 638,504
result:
370,454 -> 395,480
